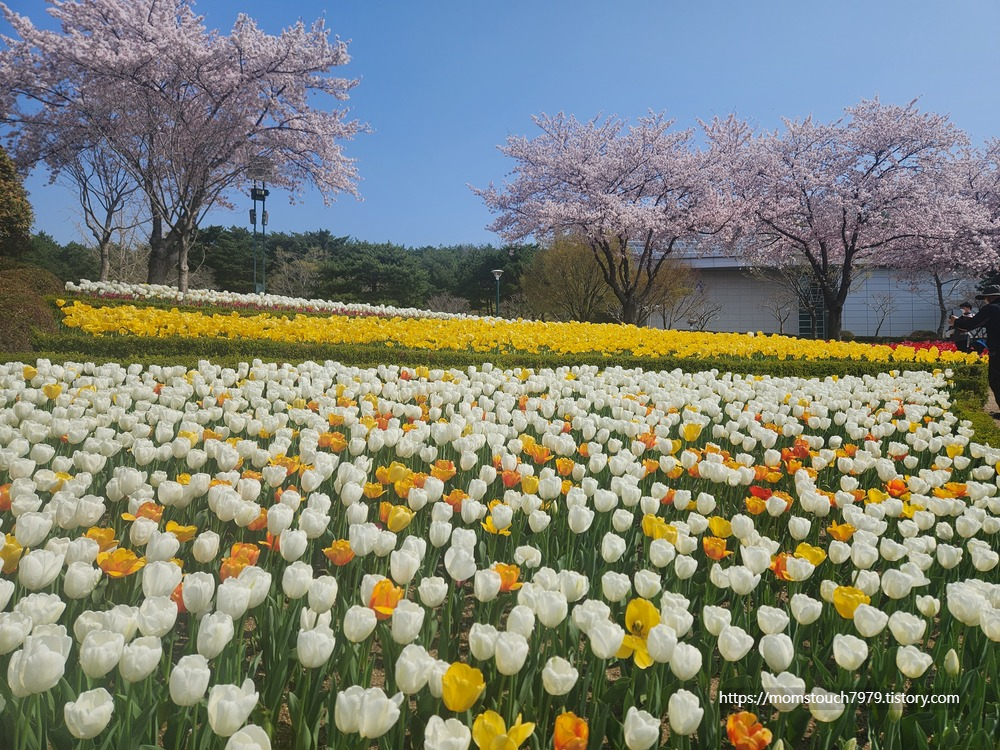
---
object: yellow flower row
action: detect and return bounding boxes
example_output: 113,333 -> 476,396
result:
60,301 -> 979,364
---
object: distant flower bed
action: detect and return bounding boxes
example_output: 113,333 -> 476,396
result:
890,340 -> 987,356
57,299 -> 983,365
65,280 -> 482,321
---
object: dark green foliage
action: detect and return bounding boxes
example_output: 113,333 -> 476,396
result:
0,262 -> 63,351
23,232 -> 99,283
191,226 -> 537,312
196,225 -> 257,292
316,241 -> 432,307
0,145 -> 33,258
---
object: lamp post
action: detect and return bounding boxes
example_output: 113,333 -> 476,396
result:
247,156 -> 274,294
492,269 -> 504,317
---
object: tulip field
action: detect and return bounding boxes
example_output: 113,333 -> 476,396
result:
1,287 -> 999,750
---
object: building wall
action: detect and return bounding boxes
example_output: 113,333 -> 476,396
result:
650,266 -> 966,338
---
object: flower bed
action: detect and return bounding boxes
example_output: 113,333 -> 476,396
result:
1,360 -> 998,748
57,300 -> 982,365
64,280 -> 482,321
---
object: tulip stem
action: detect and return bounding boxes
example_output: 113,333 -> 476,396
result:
190,701 -> 199,750
35,693 -> 44,750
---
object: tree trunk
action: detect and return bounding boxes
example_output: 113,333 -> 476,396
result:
619,296 -> 641,326
177,233 -> 190,293
146,212 -> 172,284
99,241 -> 110,282
933,274 -> 949,337
826,303 -> 844,341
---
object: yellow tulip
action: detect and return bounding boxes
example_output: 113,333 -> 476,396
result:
826,522 -> 855,542
832,586 -> 870,619
641,515 -> 678,543
442,662 -> 486,712
386,505 -> 415,533
793,542 -> 827,566
708,516 -> 733,538
616,598 -> 660,669
472,711 -> 535,750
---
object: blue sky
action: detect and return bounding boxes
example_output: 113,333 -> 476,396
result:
8,0 -> 1000,248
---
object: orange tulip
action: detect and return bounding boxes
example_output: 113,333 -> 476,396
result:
0,483 -> 11,513
122,501 -> 164,523
369,579 -> 404,620
501,470 -> 522,488
431,460 -> 457,482
885,478 -> 909,498
219,542 -> 260,581
553,712 -> 588,750
323,539 -> 355,566
85,526 -> 119,552
97,547 -> 146,578
171,582 -> 187,614
444,488 -> 467,514
229,543 -> 261,566
726,711 -> 772,750
525,444 -> 553,464
245,505 -> 269,531
555,457 -> 575,477
769,552 -> 792,581
317,431 -> 348,452
703,536 -> 732,561
493,563 -> 522,592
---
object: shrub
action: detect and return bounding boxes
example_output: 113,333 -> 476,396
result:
907,330 -> 940,341
0,263 -> 63,352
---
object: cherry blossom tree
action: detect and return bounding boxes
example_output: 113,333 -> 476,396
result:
474,112 -> 729,325
0,0 -> 364,290
712,98 -> 991,340
888,146 -> 1000,334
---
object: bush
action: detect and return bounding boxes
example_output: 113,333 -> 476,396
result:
0,263 -> 64,353
907,330 -> 940,341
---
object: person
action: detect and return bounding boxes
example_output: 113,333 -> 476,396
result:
953,285 -> 1000,416
947,301 -> 976,352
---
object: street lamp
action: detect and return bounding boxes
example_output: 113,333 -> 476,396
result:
247,156 -> 274,294
492,269 -> 504,317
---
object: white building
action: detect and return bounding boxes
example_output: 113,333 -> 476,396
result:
651,250 -> 977,339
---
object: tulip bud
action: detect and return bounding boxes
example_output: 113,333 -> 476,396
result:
944,647 -> 961,677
